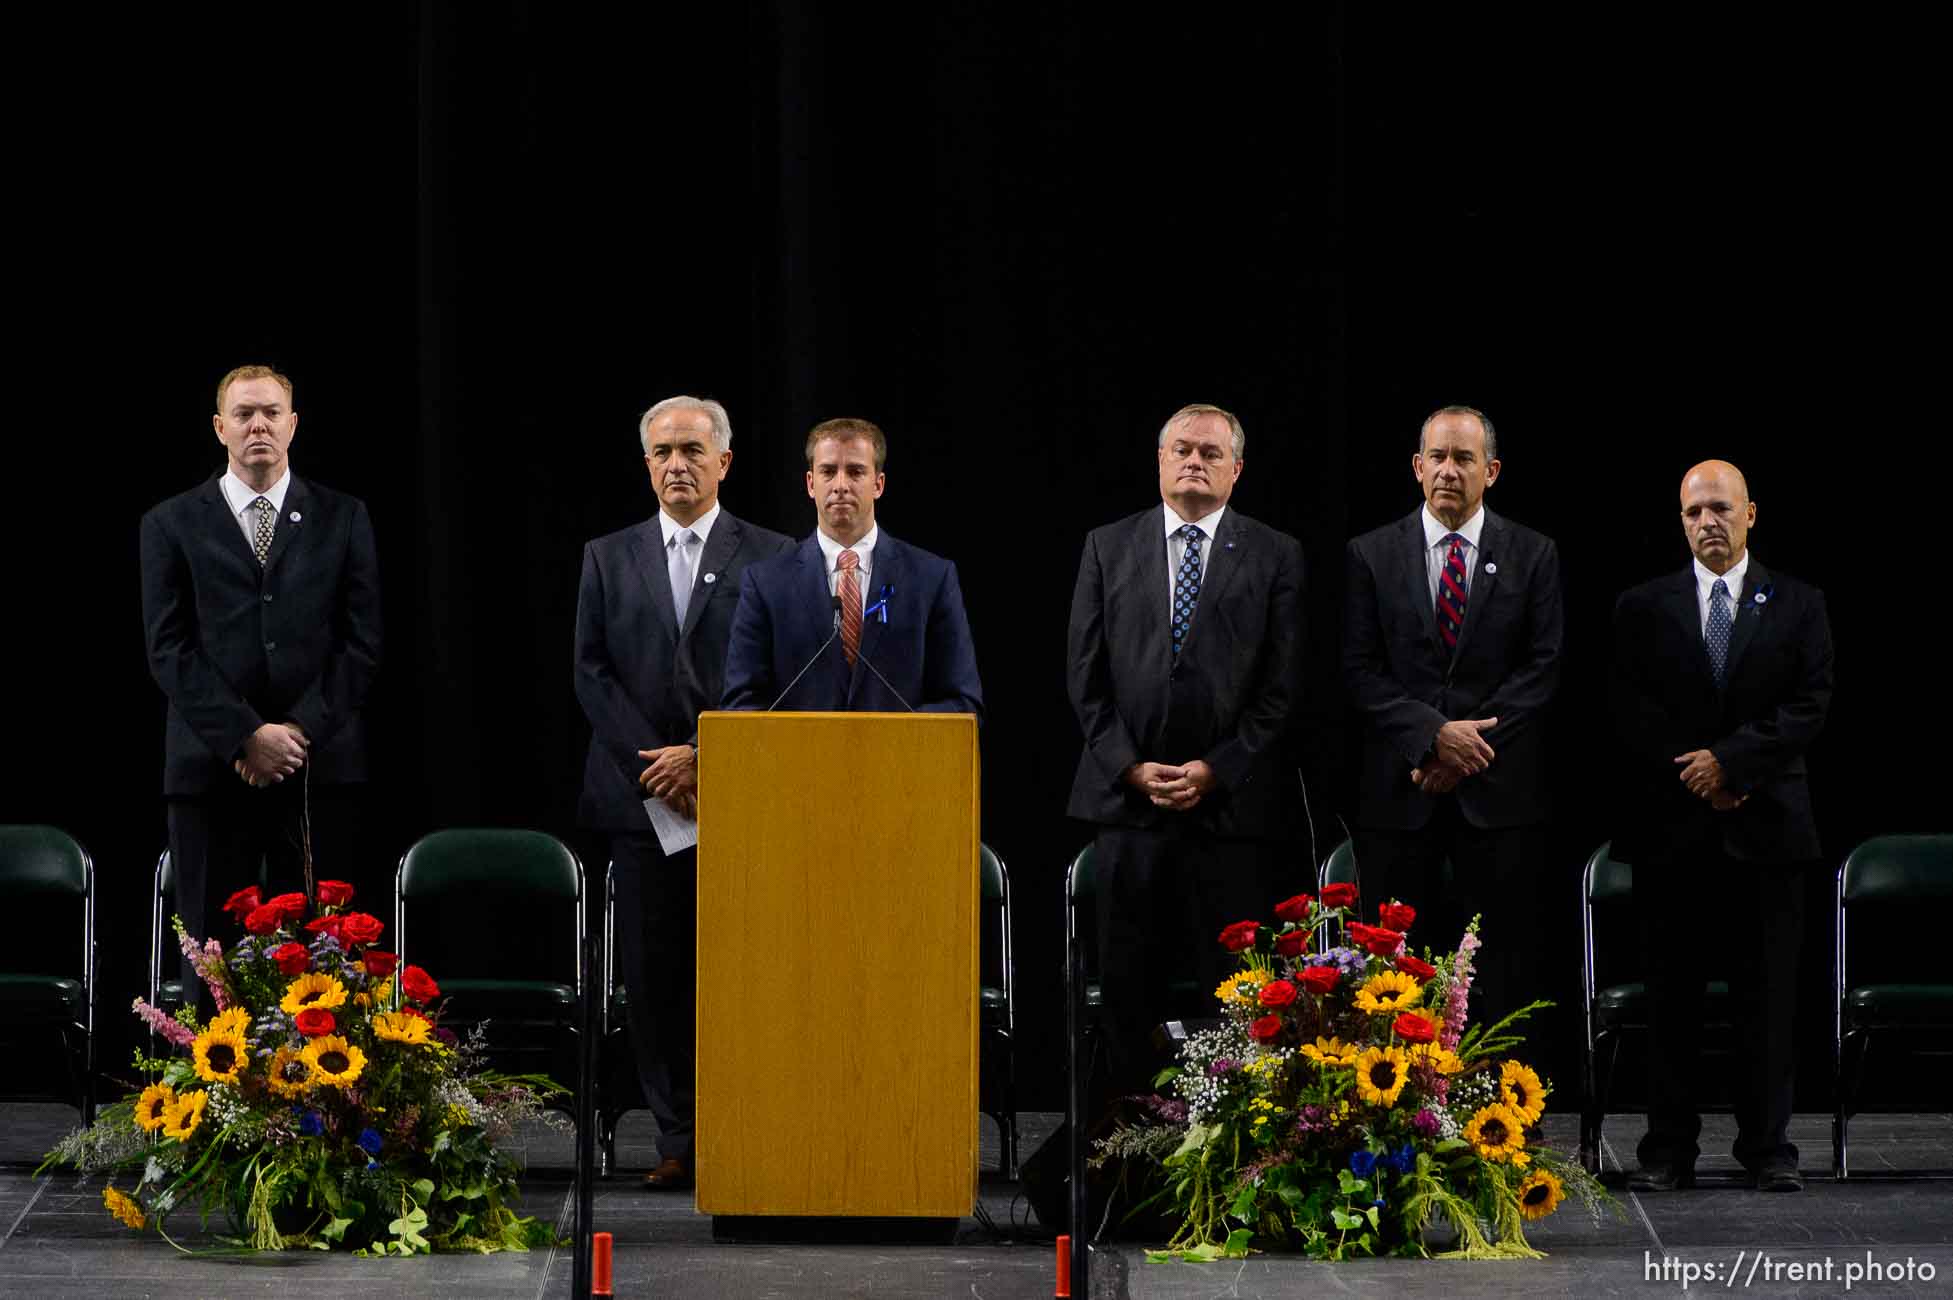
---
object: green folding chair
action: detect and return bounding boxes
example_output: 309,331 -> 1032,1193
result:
0,825 -> 96,1124
979,842 -> 1019,1179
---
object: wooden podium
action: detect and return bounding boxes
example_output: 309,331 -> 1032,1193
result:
694,710 -> 979,1225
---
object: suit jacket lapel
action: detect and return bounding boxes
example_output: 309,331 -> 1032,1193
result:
259,478 -> 310,577
1723,558 -> 1770,681
200,476 -> 261,573
1403,511 -> 1440,653
1661,567 -> 1715,683
1449,510 -> 1501,660
628,520 -> 680,640
1184,513 -> 1244,659
678,514 -> 741,642
848,534 -> 902,702
1136,510 -> 1173,675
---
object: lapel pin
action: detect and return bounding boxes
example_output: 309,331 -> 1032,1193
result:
289,511 -> 302,522
1483,561 -> 1497,575
1753,591 -> 1767,605
703,572 -> 717,585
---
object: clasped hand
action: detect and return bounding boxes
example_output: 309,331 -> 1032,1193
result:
1411,716 -> 1499,795
1674,748 -> 1747,812
235,722 -> 308,787
639,744 -> 698,818
1125,759 -> 1216,812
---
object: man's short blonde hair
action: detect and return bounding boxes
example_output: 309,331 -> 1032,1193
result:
216,365 -> 294,414
804,417 -> 888,471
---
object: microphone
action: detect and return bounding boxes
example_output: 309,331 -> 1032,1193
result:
767,596 -> 844,711
855,645 -> 917,713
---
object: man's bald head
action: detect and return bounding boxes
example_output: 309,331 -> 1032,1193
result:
1679,459 -> 1756,575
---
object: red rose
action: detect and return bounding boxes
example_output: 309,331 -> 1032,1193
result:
316,880 -> 354,907
270,942 -> 311,976
1393,1012 -> 1436,1043
362,949 -> 399,978
1274,929 -> 1310,958
1397,954 -> 1438,980
1347,922 -> 1405,958
221,885 -> 263,920
1273,893 -> 1314,923
294,1007 -> 336,1037
1217,921 -> 1260,953
1320,883 -> 1358,910
1258,979 -> 1299,1008
339,912 -> 386,947
1379,901 -> 1416,932
1249,1014 -> 1284,1043
305,914 -> 346,941
244,902 -> 285,935
1296,965 -> 1340,995
401,965 -> 441,1003
266,892 -> 309,921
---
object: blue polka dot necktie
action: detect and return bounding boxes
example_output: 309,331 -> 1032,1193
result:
1706,577 -> 1732,686
1171,524 -> 1204,660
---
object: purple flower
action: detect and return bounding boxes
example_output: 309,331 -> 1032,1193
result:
1349,1149 -> 1377,1178
357,1127 -> 384,1156
1304,946 -> 1369,978
1207,1058 -> 1237,1077
298,1109 -> 324,1137
1412,1109 -> 1440,1138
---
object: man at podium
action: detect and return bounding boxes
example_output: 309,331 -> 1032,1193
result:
721,417 -> 983,717
1065,403 -> 1305,1100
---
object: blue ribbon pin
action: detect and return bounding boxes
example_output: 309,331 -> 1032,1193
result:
863,585 -> 892,624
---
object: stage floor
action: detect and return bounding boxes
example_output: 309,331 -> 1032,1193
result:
4,1105 -> 1949,1297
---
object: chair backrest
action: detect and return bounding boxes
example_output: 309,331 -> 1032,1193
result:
394,829 -> 584,993
1585,841 -> 1632,905
1840,834 -> 1953,904
979,842 -> 1013,1027
1066,841 -> 1096,904
0,825 -> 91,898
1318,838 -> 1358,890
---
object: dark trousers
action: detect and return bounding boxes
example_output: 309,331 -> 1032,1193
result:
1635,846 -> 1805,1171
610,833 -> 696,1165
1093,825 -> 1281,1101
167,779 -> 372,1005
1354,811 -> 1548,1033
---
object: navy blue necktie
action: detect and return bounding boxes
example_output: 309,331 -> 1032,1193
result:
1706,577 -> 1732,686
1171,524 -> 1204,659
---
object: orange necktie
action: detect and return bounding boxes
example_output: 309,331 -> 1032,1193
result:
837,549 -> 862,667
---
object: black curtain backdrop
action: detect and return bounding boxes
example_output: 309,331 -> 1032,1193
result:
5,5 -> 1934,1111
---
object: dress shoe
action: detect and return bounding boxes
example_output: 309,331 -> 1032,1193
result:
1627,1162 -> 1696,1192
1752,1163 -> 1803,1193
643,1157 -> 694,1189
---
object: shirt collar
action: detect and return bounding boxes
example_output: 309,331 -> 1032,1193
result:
1421,504 -> 1485,550
1164,501 -> 1227,540
659,500 -> 721,549
1693,549 -> 1750,600
816,522 -> 878,572
220,467 -> 291,516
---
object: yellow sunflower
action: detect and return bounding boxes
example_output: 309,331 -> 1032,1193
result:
301,1034 -> 368,1088
1409,1042 -> 1465,1075
1214,968 -> 1271,1007
1464,1103 -> 1527,1162
134,1082 -> 176,1132
103,1186 -> 145,1230
1298,1036 -> 1359,1067
207,1006 -> 250,1037
1352,970 -> 1422,1015
1352,1045 -> 1411,1106
1518,1169 -> 1566,1220
372,1010 -> 433,1045
280,972 -> 348,1016
1500,1060 -> 1548,1125
266,1045 -> 313,1099
161,1089 -> 208,1141
191,1028 -> 248,1085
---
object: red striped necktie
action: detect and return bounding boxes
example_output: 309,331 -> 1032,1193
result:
1436,534 -> 1468,651
838,549 -> 862,667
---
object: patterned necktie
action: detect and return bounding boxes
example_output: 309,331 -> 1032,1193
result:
837,549 -> 862,667
668,528 -> 696,626
1706,577 -> 1733,686
1171,524 -> 1204,659
1436,533 -> 1469,652
250,497 -> 276,567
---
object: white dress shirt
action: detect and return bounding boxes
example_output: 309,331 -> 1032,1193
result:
1163,503 -> 1226,609
219,467 -> 292,546
816,523 -> 879,613
659,501 -> 721,622
1421,504 -> 1485,605
1692,550 -> 1750,634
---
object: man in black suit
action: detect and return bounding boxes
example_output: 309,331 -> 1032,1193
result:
1067,403 -> 1304,1095
140,365 -> 382,994
1614,459 -> 1833,1194
574,395 -> 792,1188
1343,405 -> 1563,1023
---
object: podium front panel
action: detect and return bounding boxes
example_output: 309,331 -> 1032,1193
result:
694,710 -> 979,1218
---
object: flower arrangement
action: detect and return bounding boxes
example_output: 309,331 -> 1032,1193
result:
41,881 -> 566,1255
1096,884 -> 1608,1261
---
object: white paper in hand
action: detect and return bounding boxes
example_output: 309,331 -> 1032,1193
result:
642,797 -> 699,855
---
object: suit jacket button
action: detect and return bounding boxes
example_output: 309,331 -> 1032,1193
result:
265,641 -> 277,652
262,593 -> 274,603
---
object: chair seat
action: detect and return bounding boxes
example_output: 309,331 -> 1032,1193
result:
1846,984 -> 1953,1028
0,973 -> 85,1023
1594,980 -> 1730,1029
438,978 -> 576,1015
157,979 -> 184,1009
